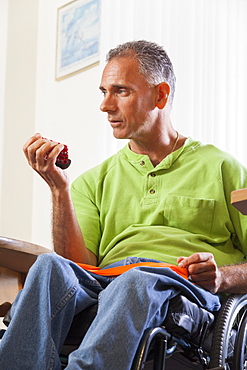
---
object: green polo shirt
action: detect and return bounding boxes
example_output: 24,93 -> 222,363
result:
71,138 -> 247,268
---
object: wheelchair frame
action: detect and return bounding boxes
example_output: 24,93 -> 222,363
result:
132,293 -> 247,370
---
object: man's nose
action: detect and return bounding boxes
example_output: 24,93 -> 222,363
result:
100,94 -> 117,112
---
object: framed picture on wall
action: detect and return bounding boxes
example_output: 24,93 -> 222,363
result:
56,0 -> 100,80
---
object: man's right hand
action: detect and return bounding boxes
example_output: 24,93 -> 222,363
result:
23,133 -> 69,191
23,133 -> 97,265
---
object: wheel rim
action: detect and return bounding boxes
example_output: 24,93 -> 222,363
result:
210,294 -> 247,369
233,310 -> 247,369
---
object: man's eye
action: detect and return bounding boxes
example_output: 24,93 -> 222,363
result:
118,89 -> 128,95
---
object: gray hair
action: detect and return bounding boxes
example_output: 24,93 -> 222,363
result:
106,40 -> 176,107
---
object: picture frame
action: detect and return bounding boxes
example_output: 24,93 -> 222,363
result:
56,0 -> 100,80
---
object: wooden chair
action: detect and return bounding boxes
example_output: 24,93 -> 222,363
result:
0,236 -> 50,317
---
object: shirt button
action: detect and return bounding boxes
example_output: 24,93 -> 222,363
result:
150,189 -> 155,194
150,173 -> 156,177
140,161 -> 145,166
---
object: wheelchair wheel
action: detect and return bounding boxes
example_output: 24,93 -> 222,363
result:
210,293 -> 247,370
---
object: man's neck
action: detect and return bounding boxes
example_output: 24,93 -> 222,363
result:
129,131 -> 186,167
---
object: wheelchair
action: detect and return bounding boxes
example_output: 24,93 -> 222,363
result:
1,236 -> 247,370
58,292 -> 247,370
136,293 -> 247,370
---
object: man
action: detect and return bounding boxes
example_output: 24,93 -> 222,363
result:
0,40 -> 247,369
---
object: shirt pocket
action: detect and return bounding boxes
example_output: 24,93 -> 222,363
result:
164,195 -> 215,236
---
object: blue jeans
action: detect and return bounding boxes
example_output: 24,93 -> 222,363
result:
0,253 -> 220,370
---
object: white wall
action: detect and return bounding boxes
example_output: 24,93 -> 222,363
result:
1,0 -> 247,249
0,0 -> 39,242
0,0 -> 8,230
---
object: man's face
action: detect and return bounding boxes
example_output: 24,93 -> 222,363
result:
99,57 -> 159,141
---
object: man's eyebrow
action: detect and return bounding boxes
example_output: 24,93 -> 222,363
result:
99,84 -> 130,91
114,84 -> 129,88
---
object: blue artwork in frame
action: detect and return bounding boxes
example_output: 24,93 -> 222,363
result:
56,0 -> 100,80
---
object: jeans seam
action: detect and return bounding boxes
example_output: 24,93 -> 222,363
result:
77,277 -> 102,286
51,285 -> 77,319
47,342 -> 56,370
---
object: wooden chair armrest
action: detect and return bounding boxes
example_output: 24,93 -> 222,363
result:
0,236 -> 51,274
231,188 -> 247,215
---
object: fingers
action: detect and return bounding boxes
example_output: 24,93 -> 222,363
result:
177,252 -> 220,293
23,133 -> 64,171
178,253 -> 216,277
23,133 -> 42,161
177,252 -> 214,268
177,256 -> 186,265
22,133 -> 70,191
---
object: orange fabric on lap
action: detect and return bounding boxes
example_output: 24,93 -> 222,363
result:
76,262 -> 188,280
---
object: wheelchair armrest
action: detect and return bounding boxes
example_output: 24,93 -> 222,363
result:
0,236 -> 51,274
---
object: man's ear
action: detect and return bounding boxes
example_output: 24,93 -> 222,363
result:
155,82 -> 170,109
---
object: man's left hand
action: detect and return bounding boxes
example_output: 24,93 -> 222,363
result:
177,253 -> 222,293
